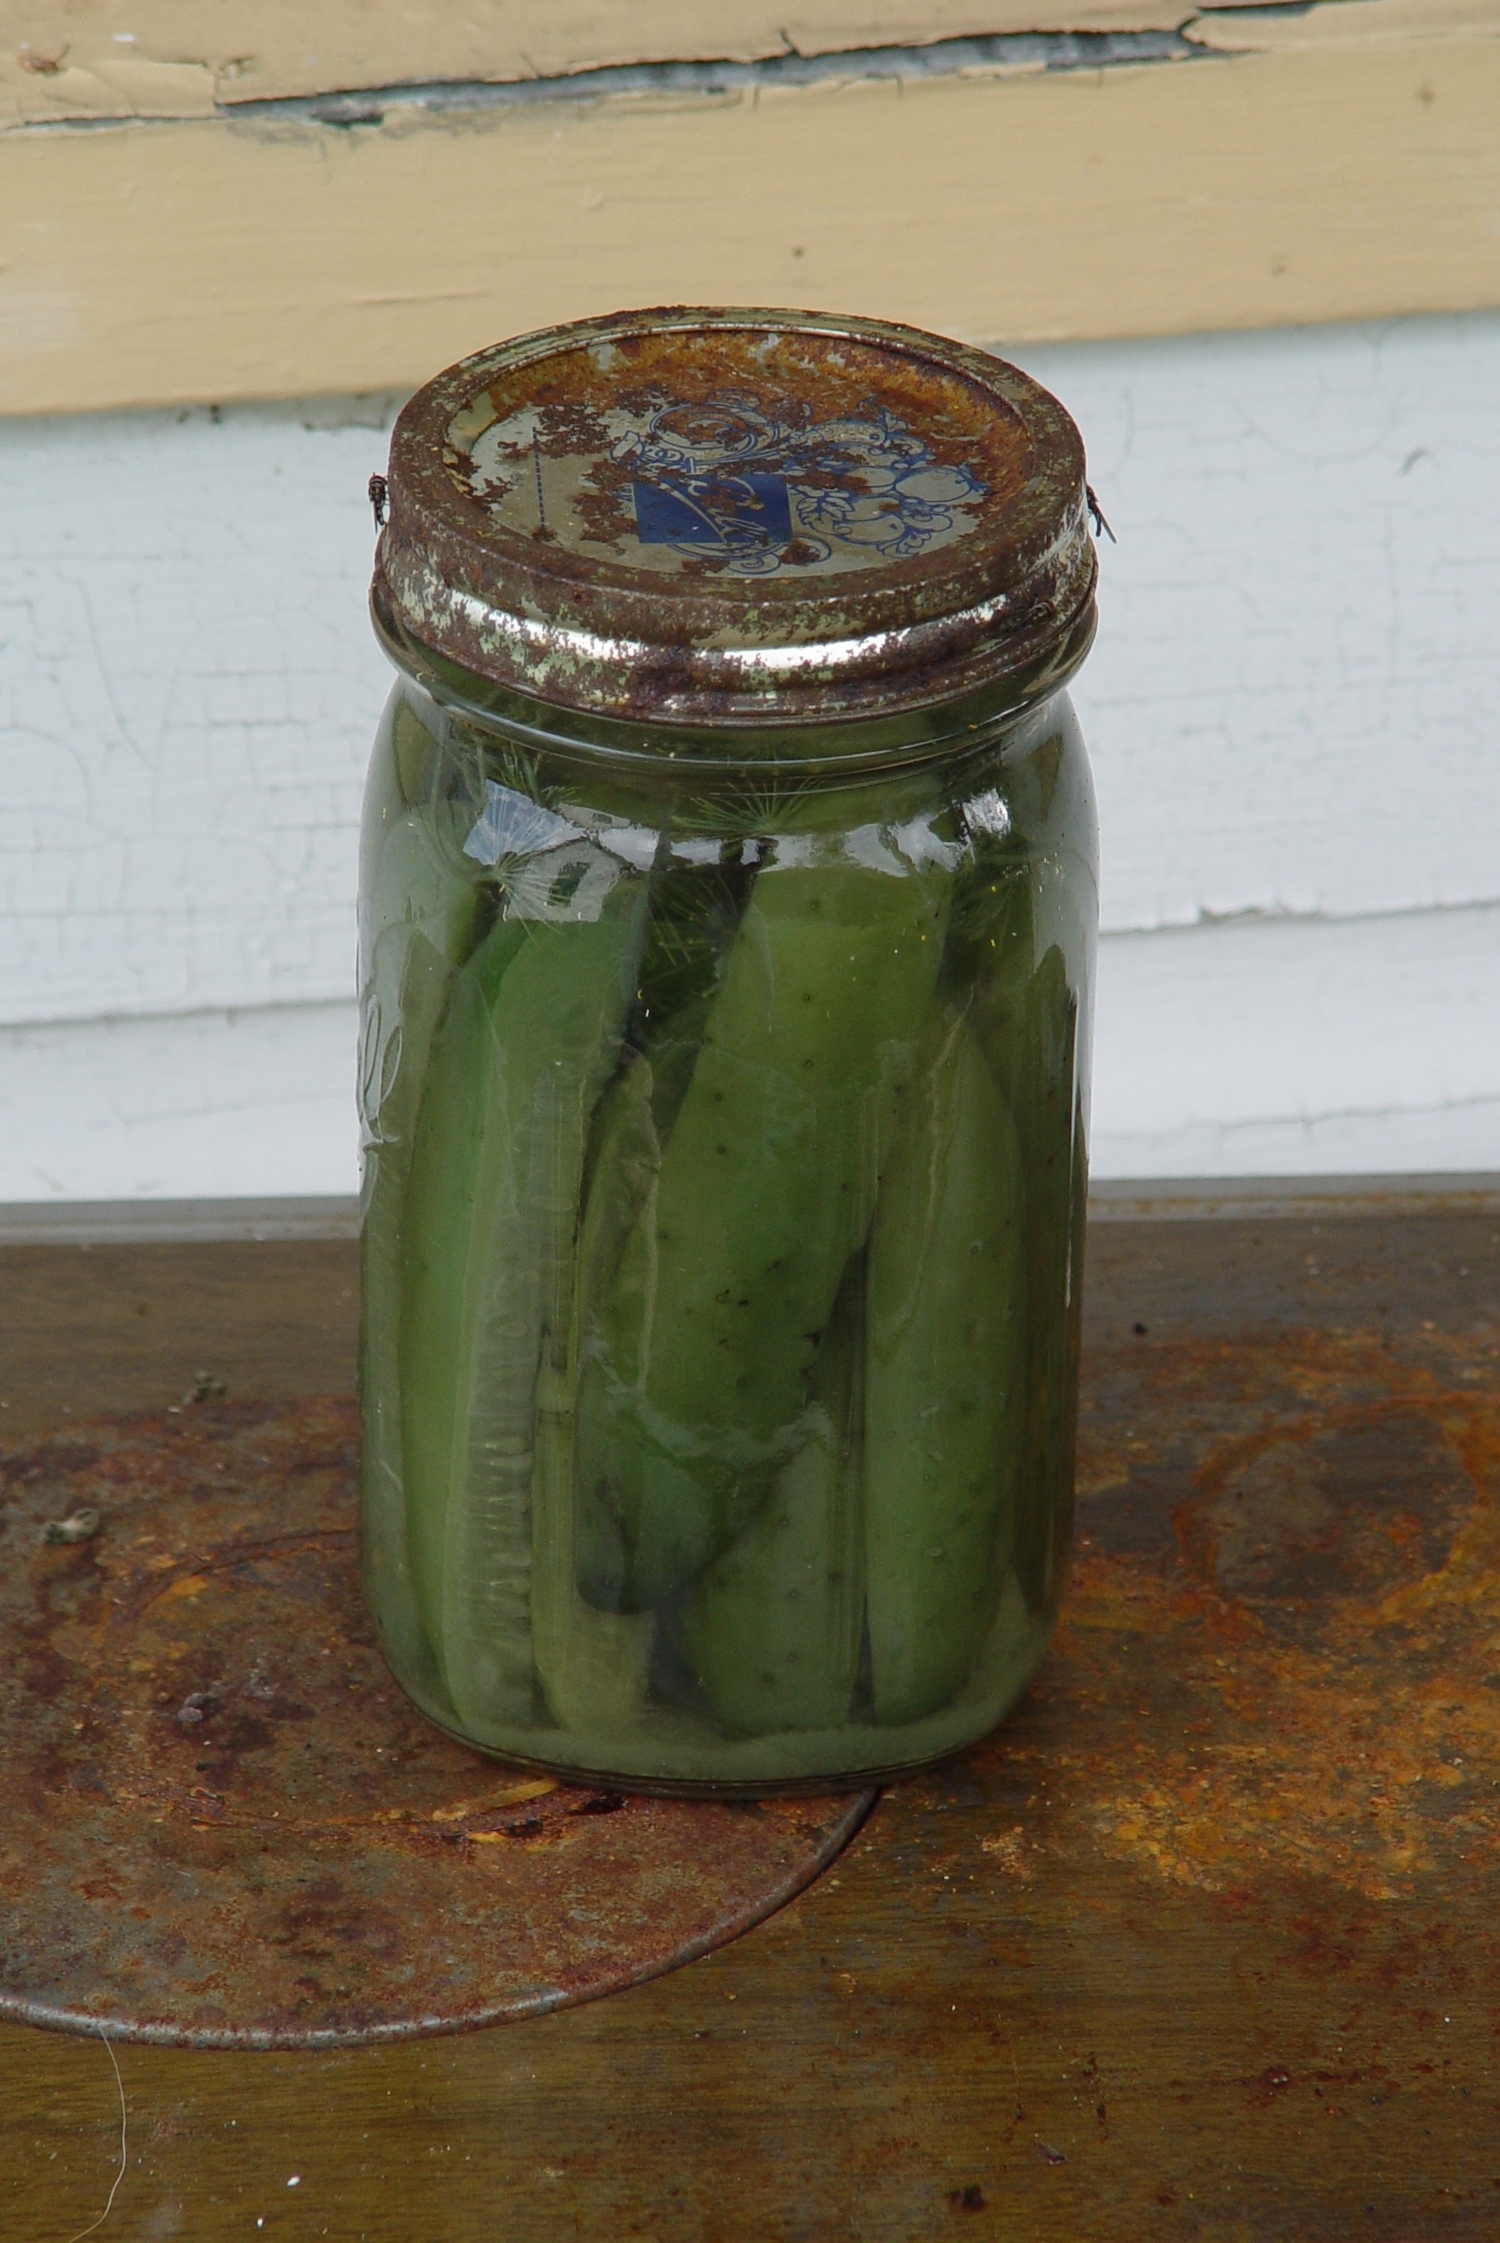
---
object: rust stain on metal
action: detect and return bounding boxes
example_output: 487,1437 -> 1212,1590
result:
8,1321 -> 1489,2060
966,1327 -> 1500,1913
373,306 -> 1097,729
452,321 -> 1038,557
0,1396 -> 871,2049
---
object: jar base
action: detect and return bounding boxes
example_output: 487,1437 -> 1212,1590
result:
380,1588 -> 1053,1799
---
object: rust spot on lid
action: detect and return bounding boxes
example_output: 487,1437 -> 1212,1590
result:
373,306 -> 1096,728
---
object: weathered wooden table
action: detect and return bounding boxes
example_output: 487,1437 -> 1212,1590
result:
2,1203 -> 1497,2240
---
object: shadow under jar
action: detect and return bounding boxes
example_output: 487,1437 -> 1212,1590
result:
359,307 -> 1100,1791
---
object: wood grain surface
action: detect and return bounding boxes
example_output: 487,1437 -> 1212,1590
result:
2,1211 -> 1498,2237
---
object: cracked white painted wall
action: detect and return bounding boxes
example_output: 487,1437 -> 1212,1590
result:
0,396 -> 394,1027
1027,313 -> 1500,934
1,313 -> 1497,1198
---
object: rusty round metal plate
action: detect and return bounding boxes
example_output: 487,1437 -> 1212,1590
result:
0,1396 -> 871,2048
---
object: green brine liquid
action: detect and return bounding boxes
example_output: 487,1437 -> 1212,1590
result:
358,674 -> 1096,1790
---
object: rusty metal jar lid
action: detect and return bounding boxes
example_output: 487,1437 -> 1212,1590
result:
371,306 -> 1096,729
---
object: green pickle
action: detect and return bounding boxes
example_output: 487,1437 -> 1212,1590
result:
359,677 -> 1097,1789
360,305 -> 1099,1789
865,1004 -> 1026,1724
679,1250 -> 867,1735
357,698 -> 482,1708
575,855 -> 949,1613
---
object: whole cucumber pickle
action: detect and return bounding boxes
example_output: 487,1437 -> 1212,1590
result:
951,786 -> 1091,1625
577,857 -> 950,1612
1003,947 -> 1085,1618
865,1005 -> 1027,1724
401,886 -> 643,1734
530,844 -> 758,1732
679,1253 -> 866,1735
359,771 -> 483,1700
531,1056 -> 661,1740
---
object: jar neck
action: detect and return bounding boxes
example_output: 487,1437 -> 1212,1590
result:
373,591 -> 1094,786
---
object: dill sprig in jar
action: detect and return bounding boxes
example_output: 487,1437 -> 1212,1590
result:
359,307 -> 1099,1791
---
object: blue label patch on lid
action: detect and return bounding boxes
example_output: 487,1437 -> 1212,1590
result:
461,378 -> 990,580
633,472 -> 793,555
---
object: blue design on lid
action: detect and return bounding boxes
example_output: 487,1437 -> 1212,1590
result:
612,393 -> 986,578
634,471 -> 793,555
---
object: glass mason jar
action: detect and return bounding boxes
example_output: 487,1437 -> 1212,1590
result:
359,308 -> 1099,1792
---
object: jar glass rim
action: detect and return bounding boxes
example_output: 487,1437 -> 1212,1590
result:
373,583 -> 1096,784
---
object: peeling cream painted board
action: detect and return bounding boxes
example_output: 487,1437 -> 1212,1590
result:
4,314 -> 1498,1029
0,0 -> 1388,121
1091,903 -> 1500,1179
1188,0 -> 1500,54
3,34 -> 1499,417
4,0 -> 1490,121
